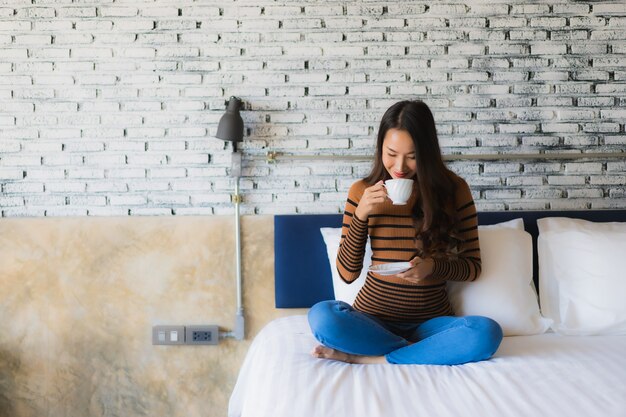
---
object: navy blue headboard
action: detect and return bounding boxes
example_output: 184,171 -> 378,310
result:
274,210 -> 626,308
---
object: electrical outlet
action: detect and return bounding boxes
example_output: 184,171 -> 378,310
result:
152,325 -> 185,345
186,325 -> 220,345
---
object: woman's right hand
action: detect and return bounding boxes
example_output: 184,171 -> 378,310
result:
354,180 -> 387,220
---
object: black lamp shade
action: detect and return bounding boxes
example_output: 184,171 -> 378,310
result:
216,96 -> 244,143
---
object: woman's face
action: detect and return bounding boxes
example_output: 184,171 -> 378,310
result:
381,128 -> 417,180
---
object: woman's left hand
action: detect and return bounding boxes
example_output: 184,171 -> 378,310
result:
396,256 -> 435,284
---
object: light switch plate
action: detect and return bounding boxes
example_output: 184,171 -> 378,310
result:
152,325 -> 185,345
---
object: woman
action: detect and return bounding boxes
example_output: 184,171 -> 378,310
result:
308,100 -> 503,365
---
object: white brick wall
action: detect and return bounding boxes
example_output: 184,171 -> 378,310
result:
0,0 -> 625,216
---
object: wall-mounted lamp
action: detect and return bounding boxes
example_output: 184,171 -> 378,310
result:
216,96 -> 244,152
215,96 -> 245,341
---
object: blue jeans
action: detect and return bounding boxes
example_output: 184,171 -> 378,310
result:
308,300 -> 503,365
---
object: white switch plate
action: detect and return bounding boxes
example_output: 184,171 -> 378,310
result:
152,325 -> 185,345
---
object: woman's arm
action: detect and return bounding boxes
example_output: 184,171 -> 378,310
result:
336,182 -> 370,284
431,178 -> 482,282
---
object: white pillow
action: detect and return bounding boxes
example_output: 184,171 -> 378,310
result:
447,226 -> 552,336
321,219 -> 551,336
320,220 -> 523,305
479,218 -> 524,230
538,217 -> 626,336
320,227 -> 369,305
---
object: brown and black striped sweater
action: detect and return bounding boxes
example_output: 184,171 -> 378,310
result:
337,176 -> 481,323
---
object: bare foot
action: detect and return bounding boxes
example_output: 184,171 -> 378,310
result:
311,345 -> 386,364
311,345 -> 353,362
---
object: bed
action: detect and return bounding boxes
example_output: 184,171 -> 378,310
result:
229,210 -> 626,417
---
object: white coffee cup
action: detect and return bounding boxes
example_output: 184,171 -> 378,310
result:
384,178 -> 414,205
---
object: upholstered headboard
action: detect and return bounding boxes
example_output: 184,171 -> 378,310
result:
274,210 -> 626,308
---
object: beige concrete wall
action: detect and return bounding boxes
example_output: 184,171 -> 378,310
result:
0,216 -> 306,417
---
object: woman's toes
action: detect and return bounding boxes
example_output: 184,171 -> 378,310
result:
311,345 -> 328,358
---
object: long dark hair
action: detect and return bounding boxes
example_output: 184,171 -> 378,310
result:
364,100 -> 462,257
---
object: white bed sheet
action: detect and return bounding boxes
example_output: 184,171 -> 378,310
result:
229,315 -> 626,417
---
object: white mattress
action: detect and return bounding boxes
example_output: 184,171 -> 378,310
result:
229,315 -> 626,417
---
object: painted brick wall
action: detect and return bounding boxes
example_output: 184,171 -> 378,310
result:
0,0 -> 625,216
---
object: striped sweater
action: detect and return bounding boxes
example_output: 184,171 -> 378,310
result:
337,176 -> 481,323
